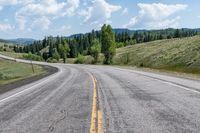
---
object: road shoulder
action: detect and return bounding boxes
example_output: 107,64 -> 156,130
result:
114,65 -> 200,81
0,65 -> 58,95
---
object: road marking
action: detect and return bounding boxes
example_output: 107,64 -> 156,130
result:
89,73 -> 103,133
115,67 -> 200,94
163,81 -> 200,94
0,68 -> 62,104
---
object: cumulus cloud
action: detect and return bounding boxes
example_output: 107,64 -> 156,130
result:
31,16 -> 51,30
79,0 -> 121,25
16,0 -> 79,17
0,0 -> 18,6
0,0 -> 17,10
0,0 -> 34,9
15,0 -> 80,30
124,3 -> 188,29
56,25 -> 71,35
0,22 -> 13,31
122,8 -> 128,15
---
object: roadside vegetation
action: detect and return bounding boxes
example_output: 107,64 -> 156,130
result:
1,24 -> 199,76
0,59 -> 46,85
113,35 -> 200,75
6,25 -> 197,64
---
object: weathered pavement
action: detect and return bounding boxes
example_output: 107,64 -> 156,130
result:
1,54 -> 200,132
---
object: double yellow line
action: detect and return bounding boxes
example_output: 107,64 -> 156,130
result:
89,73 -> 103,133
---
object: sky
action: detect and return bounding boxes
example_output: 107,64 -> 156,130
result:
0,0 -> 200,39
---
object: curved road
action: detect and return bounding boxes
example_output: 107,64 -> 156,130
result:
1,54 -> 200,133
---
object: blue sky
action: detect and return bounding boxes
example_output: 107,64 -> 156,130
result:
0,0 -> 199,39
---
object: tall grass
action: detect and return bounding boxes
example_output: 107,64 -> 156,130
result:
113,35 -> 200,74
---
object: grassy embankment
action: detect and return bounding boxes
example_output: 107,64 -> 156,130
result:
113,35 -> 200,75
0,59 -> 47,85
0,51 -> 26,59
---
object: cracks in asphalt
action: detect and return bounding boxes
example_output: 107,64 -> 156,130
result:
46,69 -> 91,133
95,74 -> 128,132
48,109 -> 67,132
106,72 -> 196,132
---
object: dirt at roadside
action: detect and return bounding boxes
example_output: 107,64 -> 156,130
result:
0,65 -> 58,95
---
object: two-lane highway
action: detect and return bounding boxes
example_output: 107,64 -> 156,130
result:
1,55 -> 200,132
0,63 -> 93,133
83,65 -> 200,133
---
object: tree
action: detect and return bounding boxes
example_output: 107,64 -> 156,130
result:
69,40 -> 78,58
59,40 -> 70,63
52,48 -> 60,61
89,39 -> 101,63
174,29 -> 180,38
101,24 -> 116,64
42,52 -> 49,61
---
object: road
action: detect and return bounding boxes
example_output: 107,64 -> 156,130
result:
1,54 -> 200,133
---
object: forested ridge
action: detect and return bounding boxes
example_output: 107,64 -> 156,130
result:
11,26 -> 198,64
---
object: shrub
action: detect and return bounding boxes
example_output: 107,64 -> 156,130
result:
85,56 -> 94,64
23,53 -> 44,61
75,54 -> 85,64
47,57 -> 58,63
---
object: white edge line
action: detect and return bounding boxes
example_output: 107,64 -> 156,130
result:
115,67 -> 200,94
0,68 -> 62,104
0,55 -> 63,104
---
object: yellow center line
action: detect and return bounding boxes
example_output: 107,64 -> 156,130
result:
89,73 -> 103,133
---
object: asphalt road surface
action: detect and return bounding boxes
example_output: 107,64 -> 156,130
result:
1,54 -> 200,133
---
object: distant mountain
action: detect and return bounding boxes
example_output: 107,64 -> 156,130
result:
194,28 -> 200,32
67,28 -> 200,39
7,38 -> 35,45
67,33 -> 85,39
0,39 -> 9,43
113,28 -> 151,34
113,28 -> 133,34
66,29 -> 139,39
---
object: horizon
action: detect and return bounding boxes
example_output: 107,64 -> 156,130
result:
2,27 -> 200,40
0,0 -> 200,39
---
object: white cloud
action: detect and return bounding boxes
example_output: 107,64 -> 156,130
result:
79,0 -> 121,25
0,0 -> 18,6
122,8 -> 128,15
16,0 -> 80,17
15,15 -> 26,30
31,16 -> 51,30
0,0 -> 34,10
17,0 -> 35,5
0,22 -> 13,31
56,25 -> 71,35
0,0 -> 17,10
62,0 -> 80,16
15,0 -> 80,30
124,3 -> 188,29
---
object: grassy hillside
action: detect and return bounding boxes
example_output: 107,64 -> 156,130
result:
0,51 -> 26,59
0,59 -> 46,85
0,42 -> 14,52
113,35 -> 200,74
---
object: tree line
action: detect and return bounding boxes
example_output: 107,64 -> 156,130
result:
13,27 -> 198,64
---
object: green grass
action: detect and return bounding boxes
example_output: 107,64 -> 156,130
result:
0,42 -> 14,46
0,59 -> 47,85
113,35 -> 200,75
0,51 -> 27,59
